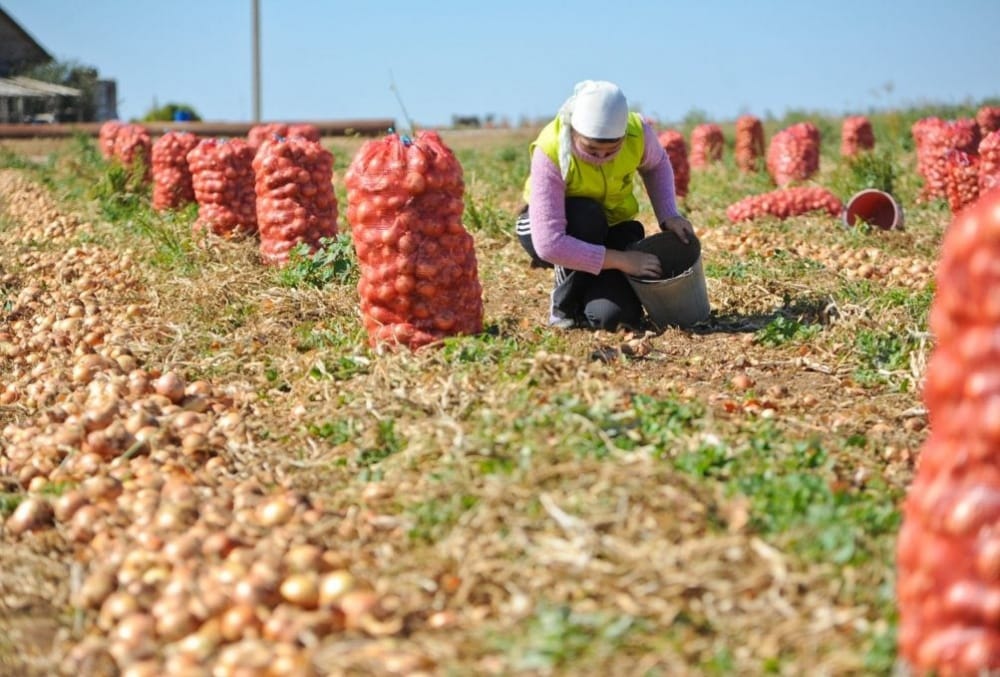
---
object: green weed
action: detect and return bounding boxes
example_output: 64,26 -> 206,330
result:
755,315 -> 821,346
278,235 -> 358,288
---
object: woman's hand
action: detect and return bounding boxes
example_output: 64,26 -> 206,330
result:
603,249 -> 662,278
660,215 -> 695,243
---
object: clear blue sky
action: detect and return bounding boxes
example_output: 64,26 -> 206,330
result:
4,0 -> 999,127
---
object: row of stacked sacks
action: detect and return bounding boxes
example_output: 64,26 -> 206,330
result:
95,121 -> 483,351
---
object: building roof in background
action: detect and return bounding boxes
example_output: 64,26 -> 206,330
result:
0,76 -> 79,98
8,76 -> 80,96
0,6 -> 52,76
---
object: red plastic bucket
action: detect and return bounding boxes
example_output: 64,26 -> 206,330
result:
842,189 -> 904,230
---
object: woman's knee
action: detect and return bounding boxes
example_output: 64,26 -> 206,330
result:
583,298 -> 642,331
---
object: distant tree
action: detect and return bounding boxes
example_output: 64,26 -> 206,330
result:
18,59 -> 100,121
142,102 -> 202,123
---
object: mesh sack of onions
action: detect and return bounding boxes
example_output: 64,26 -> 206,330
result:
977,106 -> 1000,137
657,130 -> 690,198
287,123 -> 321,143
725,186 -> 842,223
187,138 -> 258,239
253,136 -> 338,266
840,116 -> 875,157
914,118 -> 980,202
978,130 -> 1000,193
895,186 -> 1000,677
766,122 -> 820,187
689,123 -> 724,168
248,123 -> 289,151
98,120 -> 124,160
248,123 -> 320,152
734,115 -> 765,172
112,124 -> 152,184
945,151 -> 980,215
345,131 -> 483,350
151,131 -> 199,212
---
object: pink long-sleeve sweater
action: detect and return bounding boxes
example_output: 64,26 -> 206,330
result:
527,120 -> 680,275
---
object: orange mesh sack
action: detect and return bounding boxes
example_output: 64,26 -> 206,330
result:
725,186 -> 842,223
689,123 -> 724,168
657,130 -> 689,198
151,131 -> 198,211
734,115 -> 765,172
945,151 -> 980,215
253,136 -> 338,266
840,116 -> 875,157
977,106 -> 1000,137
187,138 -> 258,239
766,122 -> 820,187
914,118 -> 981,202
112,124 -> 152,183
287,123 -> 321,143
895,186 -> 1000,677
248,123 -> 289,152
979,130 -> 1000,193
345,131 -> 483,350
98,120 -> 124,160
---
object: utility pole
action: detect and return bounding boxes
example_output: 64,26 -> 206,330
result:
251,0 -> 261,122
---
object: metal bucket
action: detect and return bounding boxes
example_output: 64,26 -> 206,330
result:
626,231 -> 710,328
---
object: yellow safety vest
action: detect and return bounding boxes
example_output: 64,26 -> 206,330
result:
523,111 -> 645,225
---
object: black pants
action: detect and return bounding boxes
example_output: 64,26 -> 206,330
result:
516,197 -> 645,330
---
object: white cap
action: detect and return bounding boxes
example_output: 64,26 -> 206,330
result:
567,80 -> 629,140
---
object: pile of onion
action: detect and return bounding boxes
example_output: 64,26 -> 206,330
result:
657,130 -> 689,198
840,116 -> 875,157
151,131 -> 199,212
689,123 -> 724,168
734,115 -> 765,173
187,139 -> 258,239
896,186 -> 1000,676
252,135 -> 338,266
725,186 -> 842,223
345,131 -> 483,349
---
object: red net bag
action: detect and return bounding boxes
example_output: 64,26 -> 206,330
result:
187,138 -> 258,239
725,186 -> 842,223
112,124 -> 152,183
657,130 -> 689,198
287,123 -> 321,143
945,151 -> 980,215
253,136 -> 338,266
979,131 -> 1000,193
689,123 -> 724,168
98,120 -> 124,160
766,122 -> 820,187
914,118 -> 981,202
977,106 -> 1000,138
151,131 -> 198,211
248,123 -> 289,151
840,116 -> 875,157
734,115 -> 765,172
345,131 -> 483,350
896,186 -> 1000,677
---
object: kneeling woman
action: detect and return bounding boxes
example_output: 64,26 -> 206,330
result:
515,80 -> 694,330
